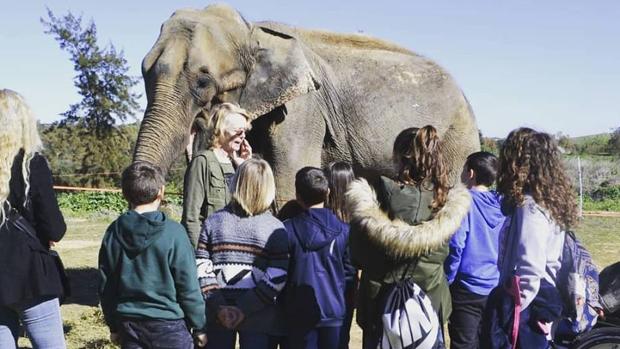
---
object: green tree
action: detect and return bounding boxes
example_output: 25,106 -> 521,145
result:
41,123 -> 139,188
479,130 -> 499,155
41,9 -> 140,135
556,132 -> 576,153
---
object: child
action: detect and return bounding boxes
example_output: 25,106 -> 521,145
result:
325,162 -> 357,349
347,125 -> 471,348
98,162 -> 207,348
283,167 -> 352,349
196,158 -> 289,349
482,128 -> 577,348
444,151 -> 506,349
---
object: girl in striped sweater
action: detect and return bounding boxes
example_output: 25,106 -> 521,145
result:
196,158 -> 288,349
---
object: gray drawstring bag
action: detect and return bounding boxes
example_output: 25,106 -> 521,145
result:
378,278 -> 440,349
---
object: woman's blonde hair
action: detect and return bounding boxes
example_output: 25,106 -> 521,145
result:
207,103 -> 251,148
231,158 -> 275,216
0,89 -> 43,225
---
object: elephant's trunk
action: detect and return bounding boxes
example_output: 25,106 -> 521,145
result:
133,83 -> 192,175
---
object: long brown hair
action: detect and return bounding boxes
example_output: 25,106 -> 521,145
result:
393,125 -> 449,212
497,127 -> 578,228
326,162 -> 355,222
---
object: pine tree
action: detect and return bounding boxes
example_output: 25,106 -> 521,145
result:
41,9 -> 140,135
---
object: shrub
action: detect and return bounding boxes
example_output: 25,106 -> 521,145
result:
57,191 -> 127,215
564,156 -> 620,195
591,185 -> 620,201
56,190 -> 184,216
583,197 -> 620,212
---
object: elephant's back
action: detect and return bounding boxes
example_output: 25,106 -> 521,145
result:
255,21 -> 479,182
254,21 -> 458,99
254,21 -> 417,57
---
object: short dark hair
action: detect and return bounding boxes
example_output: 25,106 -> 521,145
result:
465,151 -> 498,187
121,162 -> 165,206
295,167 -> 329,206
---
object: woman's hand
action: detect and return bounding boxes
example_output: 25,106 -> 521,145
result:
232,139 -> 252,166
193,331 -> 208,347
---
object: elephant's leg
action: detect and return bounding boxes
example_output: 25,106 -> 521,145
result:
441,100 -> 480,185
264,103 -> 326,208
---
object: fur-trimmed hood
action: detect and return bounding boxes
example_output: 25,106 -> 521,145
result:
345,178 -> 471,259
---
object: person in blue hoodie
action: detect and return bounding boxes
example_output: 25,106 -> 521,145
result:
98,162 -> 207,348
444,151 -> 506,349
283,167 -> 353,349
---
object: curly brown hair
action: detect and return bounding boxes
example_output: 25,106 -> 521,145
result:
497,127 -> 578,228
393,125 -> 449,212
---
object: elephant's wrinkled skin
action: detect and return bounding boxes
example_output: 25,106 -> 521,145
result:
134,4 -> 480,205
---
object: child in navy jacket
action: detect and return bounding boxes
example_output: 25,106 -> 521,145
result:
283,167 -> 353,349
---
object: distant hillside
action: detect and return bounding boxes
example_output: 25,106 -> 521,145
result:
568,132 -> 613,156
571,133 -> 611,146
480,131 -> 616,157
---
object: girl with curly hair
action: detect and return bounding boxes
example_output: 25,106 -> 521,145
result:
347,125 -> 471,348
482,127 -> 578,348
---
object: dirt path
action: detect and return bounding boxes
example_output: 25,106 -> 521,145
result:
584,211 -> 620,217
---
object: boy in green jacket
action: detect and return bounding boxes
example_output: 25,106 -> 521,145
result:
98,162 -> 207,348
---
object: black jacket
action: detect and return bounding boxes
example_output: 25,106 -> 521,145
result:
0,151 -> 66,306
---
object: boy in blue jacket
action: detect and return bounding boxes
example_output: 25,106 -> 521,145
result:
444,151 -> 506,349
283,167 -> 353,349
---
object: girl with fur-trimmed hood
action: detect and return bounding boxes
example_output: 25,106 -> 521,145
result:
346,126 -> 471,348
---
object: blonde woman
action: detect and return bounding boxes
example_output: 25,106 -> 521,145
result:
196,158 -> 288,349
0,89 -> 67,348
182,102 -> 253,247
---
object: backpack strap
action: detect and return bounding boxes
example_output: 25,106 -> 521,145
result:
399,258 -> 418,281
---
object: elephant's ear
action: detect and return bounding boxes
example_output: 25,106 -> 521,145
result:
240,26 -> 320,118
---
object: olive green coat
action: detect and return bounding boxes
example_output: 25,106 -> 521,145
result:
181,149 -> 234,247
346,177 -> 471,337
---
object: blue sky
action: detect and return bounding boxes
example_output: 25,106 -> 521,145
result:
2,1 -> 619,137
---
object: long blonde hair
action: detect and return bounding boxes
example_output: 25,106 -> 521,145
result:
0,89 -> 43,225
231,158 -> 275,216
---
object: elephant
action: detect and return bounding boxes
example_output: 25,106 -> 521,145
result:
133,4 -> 480,206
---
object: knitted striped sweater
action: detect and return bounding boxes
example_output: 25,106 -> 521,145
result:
196,205 -> 288,334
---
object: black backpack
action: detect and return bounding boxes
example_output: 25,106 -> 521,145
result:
556,230 -> 602,336
599,261 -> 620,316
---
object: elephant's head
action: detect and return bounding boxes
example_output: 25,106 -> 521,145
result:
134,4 -> 320,172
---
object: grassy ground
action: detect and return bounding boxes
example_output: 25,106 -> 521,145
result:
17,214 -> 620,349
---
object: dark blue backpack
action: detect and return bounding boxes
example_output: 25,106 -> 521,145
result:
556,230 -> 602,337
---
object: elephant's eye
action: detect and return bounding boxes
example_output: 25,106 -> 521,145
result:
197,76 -> 211,89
